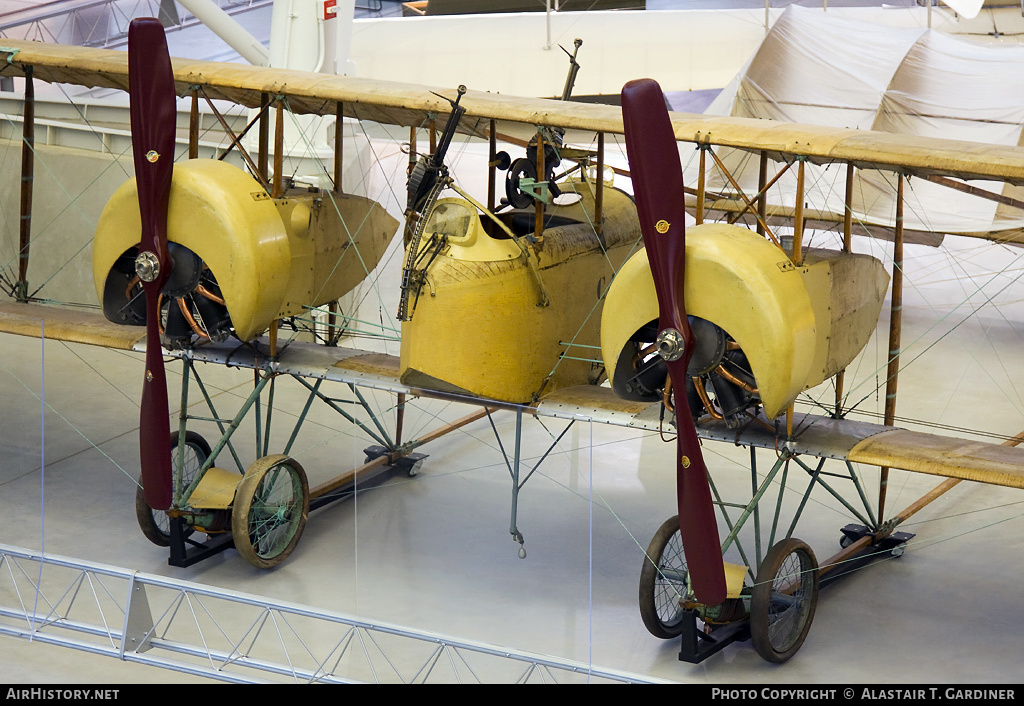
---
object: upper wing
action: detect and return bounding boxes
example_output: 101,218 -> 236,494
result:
4,38 -> 1024,187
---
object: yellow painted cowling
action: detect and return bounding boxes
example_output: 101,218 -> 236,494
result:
601,223 -> 889,420
93,159 -> 398,342
400,178 -> 641,403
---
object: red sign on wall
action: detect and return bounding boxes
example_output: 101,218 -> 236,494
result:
324,0 -> 337,20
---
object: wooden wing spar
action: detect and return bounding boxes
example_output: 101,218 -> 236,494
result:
5,38 -> 1024,189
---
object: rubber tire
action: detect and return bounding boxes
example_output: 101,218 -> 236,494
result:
232,455 -> 309,569
638,515 -> 690,639
135,431 -> 209,546
750,537 -> 819,663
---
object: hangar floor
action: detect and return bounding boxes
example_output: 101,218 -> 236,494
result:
2,290 -> 1024,684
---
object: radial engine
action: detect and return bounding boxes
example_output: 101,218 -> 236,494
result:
601,223 -> 890,427
94,159 -> 398,346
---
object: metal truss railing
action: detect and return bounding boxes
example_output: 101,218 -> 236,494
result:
0,1 -> 273,47
0,544 -> 669,684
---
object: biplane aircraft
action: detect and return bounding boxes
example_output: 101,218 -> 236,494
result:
3,13 -> 1024,668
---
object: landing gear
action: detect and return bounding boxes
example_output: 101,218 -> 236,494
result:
638,438 -> 893,664
638,515 -> 688,639
640,523 -> 821,664
750,538 -> 819,664
132,349 -> 498,571
231,455 -> 309,569
135,430 -> 208,547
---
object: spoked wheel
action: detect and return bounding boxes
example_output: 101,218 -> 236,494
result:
750,537 -> 820,663
639,515 -> 690,639
231,455 -> 309,569
135,431 -> 209,546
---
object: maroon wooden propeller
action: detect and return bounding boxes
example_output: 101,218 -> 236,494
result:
129,18 -> 177,511
621,78 -> 728,606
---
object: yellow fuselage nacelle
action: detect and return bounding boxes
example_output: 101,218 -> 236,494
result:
601,223 -> 890,419
93,159 -> 398,341
400,181 -> 641,403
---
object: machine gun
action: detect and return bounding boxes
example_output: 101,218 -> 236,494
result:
504,39 -> 583,209
399,85 -> 468,321
405,85 -> 468,215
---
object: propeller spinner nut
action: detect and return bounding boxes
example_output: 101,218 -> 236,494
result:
134,251 -> 161,282
655,328 -> 686,362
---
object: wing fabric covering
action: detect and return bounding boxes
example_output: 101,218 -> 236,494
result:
130,18 -> 176,511
621,78 -> 728,606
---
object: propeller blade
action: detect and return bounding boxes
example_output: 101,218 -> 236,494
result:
621,78 -> 728,606
129,18 -> 177,511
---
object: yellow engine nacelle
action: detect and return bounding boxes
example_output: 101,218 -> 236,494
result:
601,223 -> 889,419
93,159 -> 398,342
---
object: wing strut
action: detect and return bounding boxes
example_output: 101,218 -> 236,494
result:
621,78 -> 727,606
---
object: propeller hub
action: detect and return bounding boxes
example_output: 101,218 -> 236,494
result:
655,328 -> 686,362
135,251 -> 161,283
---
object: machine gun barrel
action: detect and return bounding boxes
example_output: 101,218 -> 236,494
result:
431,84 -> 467,168
406,85 -> 467,215
560,39 -> 583,102
400,85 -> 468,319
